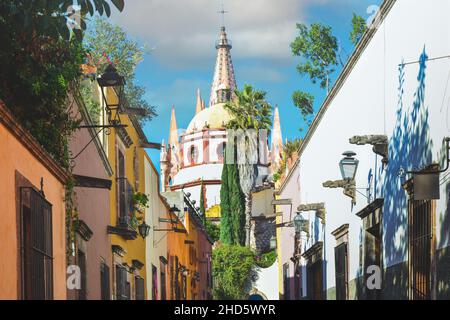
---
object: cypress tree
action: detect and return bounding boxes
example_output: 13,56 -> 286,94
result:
229,163 -> 246,246
220,160 -> 234,245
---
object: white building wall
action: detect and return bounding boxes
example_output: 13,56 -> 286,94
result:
253,259 -> 280,300
145,156 -> 168,300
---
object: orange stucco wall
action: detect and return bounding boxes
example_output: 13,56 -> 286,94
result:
0,116 -> 67,300
167,210 -> 212,300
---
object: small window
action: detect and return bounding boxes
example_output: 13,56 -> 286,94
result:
100,263 -> 110,300
115,265 -> 128,300
135,276 -> 145,300
189,145 -> 199,165
78,250 -> 87,300
152,265 -> 158,300
335,243 -> 348,300
217,142 -> 226,162
20,187 -> 53,300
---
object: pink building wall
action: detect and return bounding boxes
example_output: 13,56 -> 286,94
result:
69,99 -> 112,300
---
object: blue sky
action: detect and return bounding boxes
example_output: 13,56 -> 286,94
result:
109,0 -> 382,170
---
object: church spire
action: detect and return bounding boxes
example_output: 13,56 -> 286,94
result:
209,25 -> 237,106
271,106 -> 283,173
168,106 -> 180,177
195,88 -> 203,114
169,106 -> 179,148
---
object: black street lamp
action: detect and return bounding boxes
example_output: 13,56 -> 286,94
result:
293,212 -> 308,234
339,151 -> 359,181
97,64 -> 126,126
138,220 -> 151,239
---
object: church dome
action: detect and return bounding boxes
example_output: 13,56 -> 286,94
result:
186,103 -> 233,133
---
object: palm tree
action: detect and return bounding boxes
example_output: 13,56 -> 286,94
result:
224,84 -> 273,247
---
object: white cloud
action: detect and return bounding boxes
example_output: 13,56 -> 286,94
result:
110,0 -> 316,69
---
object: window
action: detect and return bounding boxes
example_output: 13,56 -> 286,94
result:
283,263 -> 290,300
115,265 -> 128,300
100,263 -> 110,300
189,145 -> 199,165
335,243 -> 348,300
117,148 -> 127,225
20,187 -> 53,300
125,281 -> 131,300
217,142 -> 226,162
152,265 -> 158,300
303,242 -> 324,300
135,276 -> 145,300
357,199 -> 383,300
78,250 -> 87,300
409,198 -> 435,300
307,260 -> 323,300
332,225 -> 349,300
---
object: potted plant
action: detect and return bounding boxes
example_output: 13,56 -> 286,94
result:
133,192 -> 150,213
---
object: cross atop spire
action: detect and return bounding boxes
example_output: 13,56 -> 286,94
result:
217,0 -> 228,27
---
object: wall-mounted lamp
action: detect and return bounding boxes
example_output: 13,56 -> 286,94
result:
323,151 -> 359,205
138,221 -> 150,239
97,64 -> 126,126
169,204 -> 181,213
293,212 -> 309,234
340,151 -> 359,181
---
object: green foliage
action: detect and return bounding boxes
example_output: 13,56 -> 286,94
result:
284,138 -> 302,159
79,80 -> 101,124
350,13 -> 367,46
292,90 -> 315,124
133,192 -> 149,209
255,250 -> 277,269
273,138 -> 302,182
220,160 -> 234,245
83,18 -> 157,123
290,23 -> 339,90
205,220 -> 220,243
212,245 -> 256,300
220,148 -> 246,246
228,163 -> 246,246
225,84 -> 273,130
0,1 -> 123,168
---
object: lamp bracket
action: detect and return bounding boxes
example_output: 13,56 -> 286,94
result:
349,135 -> 388,165
323,180 -> 356,205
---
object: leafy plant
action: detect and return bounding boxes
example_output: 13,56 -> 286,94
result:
205,220 -> 220,243
133,192 -> 149,211
83,18 -> 157,124
350,13 -> 367,46
220,149 -> 246,246
224,84 -> 273,246
291,23 -> 340,92
255,250 -> 277,269
292,90 -> 315,126
212,245 -> 256,300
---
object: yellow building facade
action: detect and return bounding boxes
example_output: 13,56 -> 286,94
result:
100,86 -> 149,300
